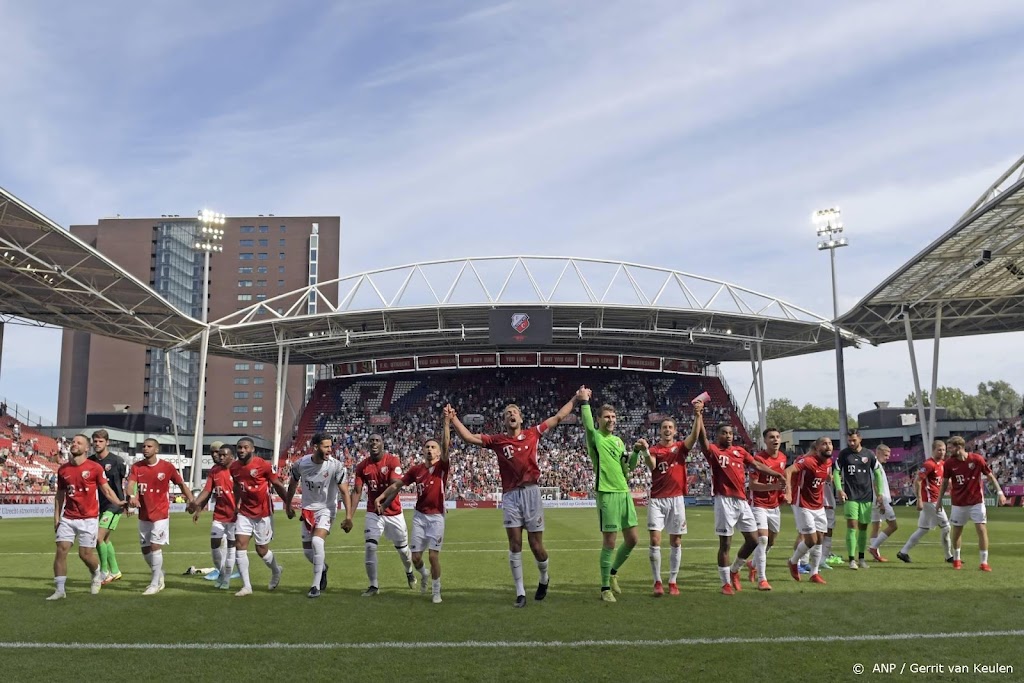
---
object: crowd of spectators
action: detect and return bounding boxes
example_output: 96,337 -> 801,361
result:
1,417 -> 62,498
972,418 -> 1024,486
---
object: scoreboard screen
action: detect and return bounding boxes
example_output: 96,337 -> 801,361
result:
488,309 -> 553,346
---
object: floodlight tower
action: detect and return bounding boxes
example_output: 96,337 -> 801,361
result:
814,207 -> 850,440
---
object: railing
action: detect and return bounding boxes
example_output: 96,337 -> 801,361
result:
0,398 -> 54,428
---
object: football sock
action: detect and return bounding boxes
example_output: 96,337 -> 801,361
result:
106,542 -> 120,575
225,546 -> 236,576
901,528 -> 928,554
143,551 -> 154,569
237,550 -> 252,589
857,528 -> 868,556
600,547 -> 613,588
261,550 -> 278,572
365,541 -> 379,587
98,542 -> 109,574
649,545 -> 662,583
432,578 -> 441,597
396,544 -> 413,573
845,527 -> 857,560
953,547 -> 961,561
611,543 -> 633,572
980,550 -> 989,564
419,564 -> 429,582
729,554 -> 744,573
809,544 -> 822,575
312,537 -> 326,588
150,550 -> 163,585
821,535 -> 833,559
717,565 -> 730,586
509,551 -> 525,596
940,525 -> 951,556
213,546 -> 225,572
55,576 -> 67,593
668,545 -> 681,583
755,535 -> 769,581
303,547 -> 314,564
536,558 -> 549,584
790,541 -> 809,565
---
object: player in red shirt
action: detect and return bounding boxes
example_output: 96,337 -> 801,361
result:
636,413 -> 700,596
376,410 -> 452,603
897,440 -> 954,564
746,427 -> 787,591
449,389 -> 580,607
696,405 -> 781,595
48,434 -> 127,600
127,438 -> 195,595
230,437 -> 290,596
188,443 -> 239,589
783,437 -> 834,585
351,433 -> 414,595
935,436 -> 1006,571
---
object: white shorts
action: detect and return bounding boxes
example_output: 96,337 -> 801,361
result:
502,485 -> 545,533
410,511 -> 445,553
713,497 -> 756,536
138,519 -> 170,547
55,516 -> 98,548
236,514 -> 274,545
916,502 -> 950,530
301,508 -> 334,543
364,511 -> 409,547
647,496 -> 688,535
825,507 -> 836,530
210,520 -> 236,542
950,503 -> 987,527
872,500 -> 897,524
792,505 -> 828,535
752,506 -> 782,533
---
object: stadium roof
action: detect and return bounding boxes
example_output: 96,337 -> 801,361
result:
208,256 -> 864,365
0,186 -> 205,346
838,154 -> 1024,343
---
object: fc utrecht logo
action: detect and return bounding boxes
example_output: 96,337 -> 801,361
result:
511,313 -> 530,334
157,472 -> 166,481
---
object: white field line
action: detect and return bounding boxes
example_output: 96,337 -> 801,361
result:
1,630 -> 1022,650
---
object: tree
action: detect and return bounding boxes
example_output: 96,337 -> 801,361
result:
766,398 -> 857,432
766,398 -> 800,432
904,381 -> 1020,420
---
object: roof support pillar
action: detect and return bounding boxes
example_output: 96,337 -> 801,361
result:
189,326 -> 211,490
927,303 -> 942,446
749,342 -> 765,449
165,349 -> 182,464
273,343 -> 291,467
903,312 -> 930,446
756,338 -> 767,444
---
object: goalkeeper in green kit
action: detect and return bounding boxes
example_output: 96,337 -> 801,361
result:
579,386 -> 638,603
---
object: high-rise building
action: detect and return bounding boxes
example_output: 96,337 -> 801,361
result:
57,215 -> 340,441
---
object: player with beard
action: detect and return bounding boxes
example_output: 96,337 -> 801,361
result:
936,436 -> 1006,571
230,437 -> 290,597
746,428 -> 787,591
784,437 -> 834,585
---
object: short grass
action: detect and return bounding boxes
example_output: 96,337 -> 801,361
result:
1,507 -> 1022,682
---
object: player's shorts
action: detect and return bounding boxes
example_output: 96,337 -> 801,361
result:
950,503 -> 987,527
210,519 -> 236,542
844,500 -> 873,525
752,505 -> 782,533
713,496 -> 757,536
138,519 -> 170,547
647,495 -> 687,535
825,506 -> 836,530
871,499 -> 897,524
236,514 -> 274,545
598,491 -> 638,533
55,516 -> 99,548
792,505 -> 828,535
300,508 -> 334,543
916,502 -> 950,530
410,511 -> 445,553
98,510 -> 122,531
364,511 -> 409,546
502,485 -> 545,532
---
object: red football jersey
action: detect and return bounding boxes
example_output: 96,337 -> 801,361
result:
202,464 -> 237,523
355,453 -> 404,516
57,459 -> 108,520
128,459 -> 184,522
700,443 -> 754,499
480,423 -> 549,493
649,441 -> 687,498
943,453 -> 991,507
791,455 -> 832,510
403,459 -> 450,515
230,457 -> 279,519
917,458 -> 943,504
751,451 -> 787,509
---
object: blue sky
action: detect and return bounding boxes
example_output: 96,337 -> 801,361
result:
2,1 -> 1024,423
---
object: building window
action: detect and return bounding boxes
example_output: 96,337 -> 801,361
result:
256,294 -> 267,301
280,225 -> 287,233
277,280 -> 285,287
258,266 -> 268,274
256,280 -> 267,287
278,266 -> 285,274
233,391 -> 249,399
278,238 -> 286,246
238,280 -> 253,287
279,252 -> 286,260
252,420 -> 263,427
240,226 -> 255,233
232,420 -> 248,428
234,378 -> 249,385
237,294 -> 253,301
239,267 -> 253,274
309,263 -> 317,276
310,249 -> 317,261
234,363 -> 250,370
258,253 -> 268,260
253,377 -> 265,385
254,363 -> 265,370
259,225 -> 269,233
253,405 -> 263,413
258,239 -> 269,247
239,239 -> 254,247
233,406 -> 249,413
240,253 -> 254,261
253,391 -> 264,399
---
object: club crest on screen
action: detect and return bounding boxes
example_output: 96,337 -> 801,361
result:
511,313 -> 530,333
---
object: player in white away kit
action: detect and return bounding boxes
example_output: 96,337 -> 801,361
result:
284,432 -> 353,598
868,444 -> 898,561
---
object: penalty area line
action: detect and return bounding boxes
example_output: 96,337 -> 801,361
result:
2,630 -> 1023,650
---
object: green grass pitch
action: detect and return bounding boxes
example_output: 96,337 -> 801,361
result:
1,506 -> 1022,682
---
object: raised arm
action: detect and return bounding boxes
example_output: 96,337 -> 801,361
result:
694,404 -> 709,452
449,411 -> 484,447
682,413 -> 701,451
543,391 -> 581,430
636,439 -> 655,471
441,405 -> 454,462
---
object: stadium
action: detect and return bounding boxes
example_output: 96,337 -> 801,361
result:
1,147 -> 1023,682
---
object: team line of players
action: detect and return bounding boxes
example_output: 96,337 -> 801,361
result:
46,387 -> 1009,603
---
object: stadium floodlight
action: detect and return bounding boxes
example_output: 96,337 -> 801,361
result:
813,206 -> 850,439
